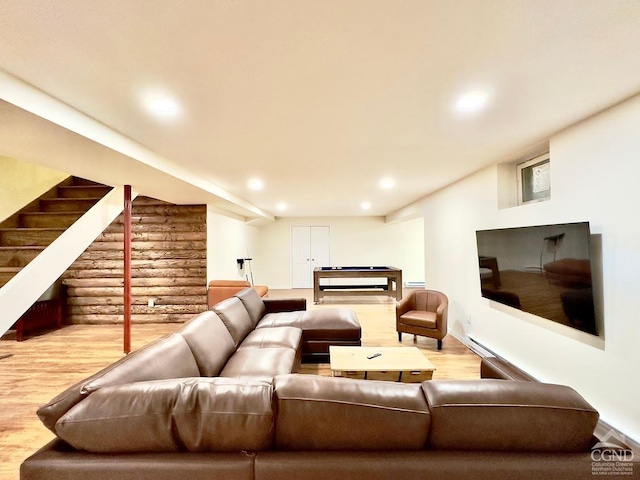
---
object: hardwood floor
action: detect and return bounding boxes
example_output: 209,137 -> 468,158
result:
0,288 -> 481,480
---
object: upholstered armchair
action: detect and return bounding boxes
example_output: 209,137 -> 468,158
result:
396,289 -> 448,350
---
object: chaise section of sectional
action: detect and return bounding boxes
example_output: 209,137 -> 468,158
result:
256,307 -> 361,362
233,286 -> 362,362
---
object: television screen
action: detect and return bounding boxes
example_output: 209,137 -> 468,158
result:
475,222 -> 597,336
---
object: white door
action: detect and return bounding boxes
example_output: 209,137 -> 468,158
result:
310,226 -> 330,273
291,226 -> 330,288
291,226 -> 311,288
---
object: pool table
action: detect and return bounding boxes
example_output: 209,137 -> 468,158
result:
313,266 -> 403,303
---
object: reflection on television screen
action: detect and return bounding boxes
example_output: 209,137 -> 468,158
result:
476,222 -> 597,336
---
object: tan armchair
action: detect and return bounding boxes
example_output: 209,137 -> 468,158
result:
396,289 -> 448,350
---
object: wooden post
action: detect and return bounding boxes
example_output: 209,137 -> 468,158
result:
123,185 -> 132,354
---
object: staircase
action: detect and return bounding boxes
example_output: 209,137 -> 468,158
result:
0,177 -> 112,288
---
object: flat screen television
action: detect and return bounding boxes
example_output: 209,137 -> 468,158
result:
475,222 -> 598,336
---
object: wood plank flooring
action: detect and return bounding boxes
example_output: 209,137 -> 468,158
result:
0,289 -> 481,480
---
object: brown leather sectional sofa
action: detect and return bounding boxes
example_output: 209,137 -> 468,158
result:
20,288 -> 631,479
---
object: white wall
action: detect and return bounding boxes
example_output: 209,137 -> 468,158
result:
255,216 -> 425,289
0,156 -> 68,222
419,94 -> 640,442
206,210 -> 260,283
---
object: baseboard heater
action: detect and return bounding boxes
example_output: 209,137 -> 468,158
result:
465,335 -> 496,358
404,281 -> 425,288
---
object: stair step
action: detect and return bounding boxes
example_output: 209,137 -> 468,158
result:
57,185 -> 112,198
39,198 -> 100,213
0,176 -> 111,286
0,228 -> 65,246
0,246 -> 44,267
18,212 -> 83,229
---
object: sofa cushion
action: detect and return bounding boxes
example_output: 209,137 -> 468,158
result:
37,333 -> 199,433
256,310 -> 305,329
235,287 -> 267,327
179,310 -> 237,377
213,296 -> 254,346
273,374 -> 431,451
219,348 -> 298,383
299,309 -> 361,340
55,377 -> 274,453
422,379 -> 599,452
239,327 -> 302,350
175,378 -> 274,452
56,378 -> 184,452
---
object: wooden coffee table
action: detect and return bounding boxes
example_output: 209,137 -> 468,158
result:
329,346 -> 436,383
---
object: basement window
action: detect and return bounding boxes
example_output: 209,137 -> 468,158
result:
517,153 -> 550,205
497,147 -> 550,210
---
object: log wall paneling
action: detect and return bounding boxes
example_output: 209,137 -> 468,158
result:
63,197 -> 207,324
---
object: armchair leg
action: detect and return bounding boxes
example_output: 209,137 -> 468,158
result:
398,332 -> 402,342
437,339 -> 442,350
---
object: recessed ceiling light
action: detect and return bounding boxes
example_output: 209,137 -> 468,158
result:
379,177 -> 395,189
247,178 -> 264,191
455,91 -> 488,113
276,202 -> 287,211
144,95 -> 180,117
361,201 -> 371,211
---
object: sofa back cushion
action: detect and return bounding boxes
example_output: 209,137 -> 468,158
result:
235,287 -> 266,327
37,333 -> 199,433
179,311 -> 237,376
273,374 -> 430,450
55,378 -> 275,453
422,379 -> 599,452
213,297 -> 253,346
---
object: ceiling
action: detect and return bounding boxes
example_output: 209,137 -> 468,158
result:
1,0 -> 640,221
